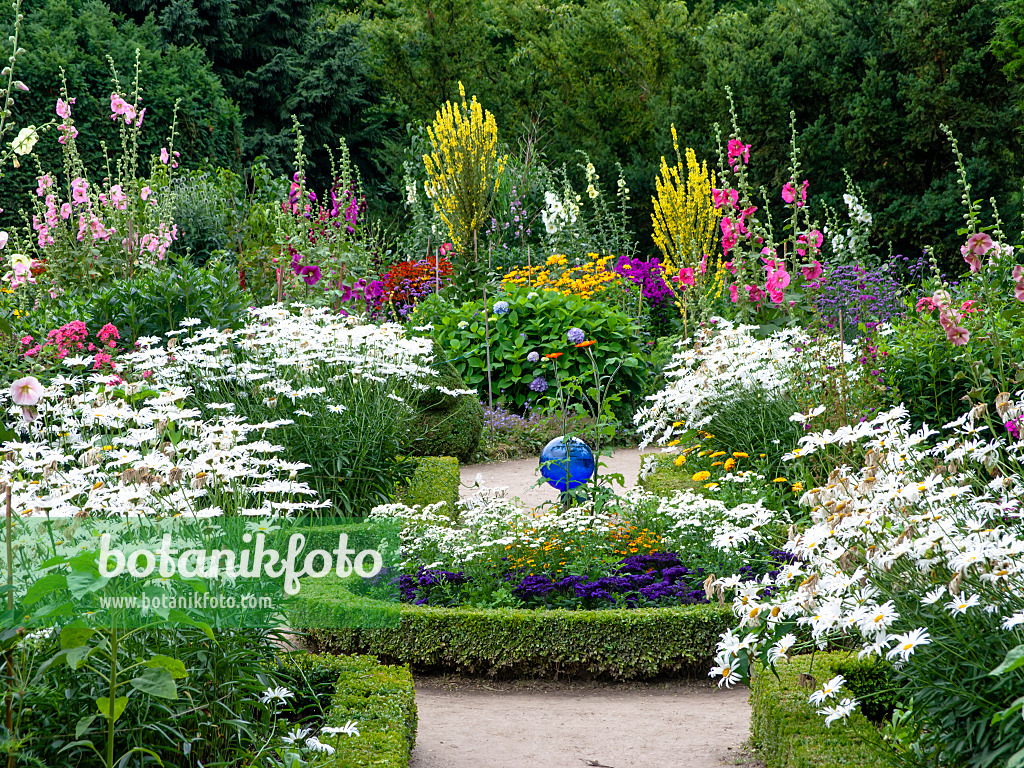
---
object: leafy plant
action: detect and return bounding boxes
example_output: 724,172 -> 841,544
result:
412,283 -> 645,412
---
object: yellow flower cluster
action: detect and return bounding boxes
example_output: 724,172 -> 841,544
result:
651,126 -> 719,271
503,253 -> 620,299
423,82 -> 507,252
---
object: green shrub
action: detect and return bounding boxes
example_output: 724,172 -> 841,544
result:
407,362 -> 483,462
827,656 -> 900,724
80,257 -> 252,343
293,576 -> 734,679
750,653 -> 894,768
411,284 -> 645,411
395,456 -> 460,512
279,653 -> 417,768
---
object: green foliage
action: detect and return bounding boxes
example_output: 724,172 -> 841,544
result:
0,0 -> 241,229
279,653 -> 417,768
750,653 -> 895,768
195,366 -> 417,516
295,577 -> 735,679
880,318 -> 974,429
700,384 -> 803,478
80,256 -> 251,342
395,455 -> 460,512
107,0 -> 388,191
411,284 -> 644,411
828,656 -> 900,724
407,362 -> 483,462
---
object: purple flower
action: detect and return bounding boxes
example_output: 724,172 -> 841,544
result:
298,264 -> 322,285
527,351 -> 540,363
493,300 -> 511,316
567,327 -> 586,344
528,376 -> 548,393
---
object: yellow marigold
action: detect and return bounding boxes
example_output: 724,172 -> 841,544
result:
723,458 -> 736,471
691,471 -> 711,482
673,455 -> 686,466
792,482 -> 804,492
709,451 -> 726,458
704,482 -> 720,490
773,477 -> 788,483
732,452 -> 748,458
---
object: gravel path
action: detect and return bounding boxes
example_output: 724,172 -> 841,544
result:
410,678 -> 757,768
459,448 -> 650,507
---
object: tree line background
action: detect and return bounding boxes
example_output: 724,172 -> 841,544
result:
4,0 -> 1024,265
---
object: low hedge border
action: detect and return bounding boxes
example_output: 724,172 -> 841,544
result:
750,653 -> 895,768
280,653 -> 417,768
291,575 -> 735,680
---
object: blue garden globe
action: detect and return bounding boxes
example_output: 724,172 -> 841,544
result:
539,436 -> 595,493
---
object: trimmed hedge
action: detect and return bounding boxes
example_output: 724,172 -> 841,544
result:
394,456 -> 460,512
291,575 -> 735,680
408,362 -> 483,462
750,653 -> 895,768
280,653 -> 417,768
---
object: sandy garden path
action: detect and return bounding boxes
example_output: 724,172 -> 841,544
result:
410,677 -> 757,768
459,448 -> 651,507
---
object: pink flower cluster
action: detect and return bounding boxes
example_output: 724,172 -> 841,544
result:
110,93 -> 144,127
711,164 -> 824,307
55,96 -> 78,144
21,322 -> 121,369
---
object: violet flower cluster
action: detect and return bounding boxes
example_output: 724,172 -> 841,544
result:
614,255 -> 673,306
394,550 -> 796,609
812,263 -> 908,329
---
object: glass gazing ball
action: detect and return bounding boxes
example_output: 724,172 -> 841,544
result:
540,436 -> 595,492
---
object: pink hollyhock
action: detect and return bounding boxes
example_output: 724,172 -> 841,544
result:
727,140 -> 750,168
720,217 -> 738,252
141,186 -> 153,201
963,252 -> 982,273
36,174 -> 53,197
57,124 -> 79,145
160,147 -> 170,164
723,260 -> 736,275
699,254 -> 709,274
747,285 -> 765,302
801,261 -> 823,281
946,326 -> 970,346
712,188 -> 739,210
60,203 -> 72,220
56,98 -> 71,119
808,229 -> 823,248
961,232 -> 994,258
11,376 -> 43,406
71,178 -> 88,205
765,266 -> 791,293
938,310 -> 955,331
676,267 -> 695,286
1015,281 -> 1024,302
729,284 -> 739,303
769,289 -> 785,304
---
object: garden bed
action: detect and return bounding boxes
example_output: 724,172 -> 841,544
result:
290,575 -> 735,680
749,653 -> 894,768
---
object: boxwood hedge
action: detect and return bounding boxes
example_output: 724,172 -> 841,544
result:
750,653 -> 895,768
290,575 -> 735,680
279,653 -> 417,768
